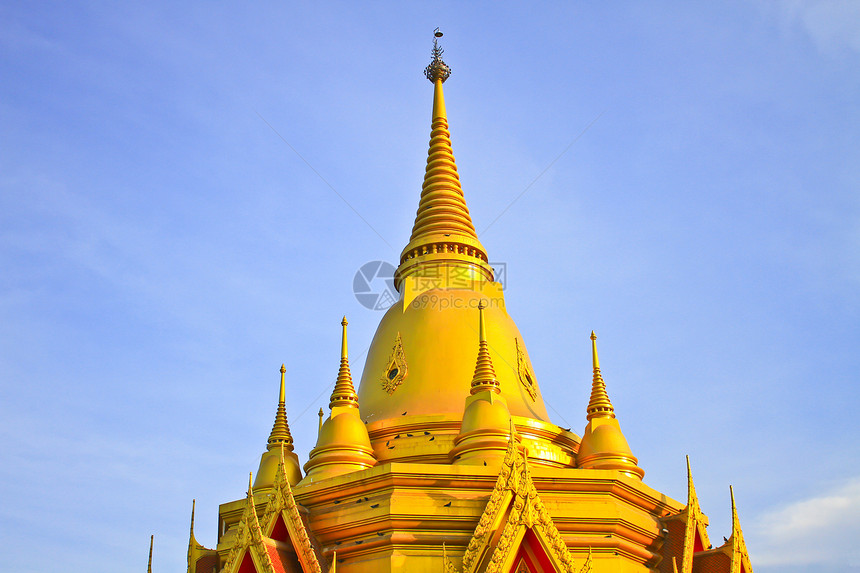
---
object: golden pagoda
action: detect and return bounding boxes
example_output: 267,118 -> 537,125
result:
171,32 -> 755,573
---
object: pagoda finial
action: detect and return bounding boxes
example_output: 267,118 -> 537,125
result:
576,332 -> 644,479
395,30 -> 494,291
248,472 -> 253,496
330,317 -> 359,408
147,534 -> 153,573
586,331 -> 615,420
424,28 -> 451,84
470,301 -> 500,394
266,364 -> 295,451
255,368 -> 303,488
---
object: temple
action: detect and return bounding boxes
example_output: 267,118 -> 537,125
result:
167,33 -> 755,573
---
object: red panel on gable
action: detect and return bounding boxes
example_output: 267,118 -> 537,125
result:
270,514 -> 289,544
238,551 -> 256,573
507,528 -> 558,573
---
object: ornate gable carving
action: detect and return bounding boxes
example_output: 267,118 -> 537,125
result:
460,425 -> 582,573
679,459 -> 711,573
728,487 -> 753,573
259,448 -> 326,573
222,452 -> 328,573
222,477 -> 276,573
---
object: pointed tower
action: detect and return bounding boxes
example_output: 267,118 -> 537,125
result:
394,33 -> 495,293
303,318 -> 376,481
356,31 -> 571,470
175,31 -> 756,573
254,364 -> 302,488
450,302 -> 512,465
576,332 -> 644,479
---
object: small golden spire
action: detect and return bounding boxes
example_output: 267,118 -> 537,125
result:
586,331 -> 615,420
148,534 -> 153,573
470,302 -> 500,394
303,317 -> 376,481
248,472 -> 253,495
266,364 -> 295,451
576,332 -> 643,479
329,317 -> 359,408
318,407 -> 324,435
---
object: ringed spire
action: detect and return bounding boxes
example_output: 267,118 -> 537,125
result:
266,364 -> 295,450
470,301 -> 500,394
255,364 -> 302,488
329,317 -> 359,409
396,30 -> 494,290
586,331 -> 615,420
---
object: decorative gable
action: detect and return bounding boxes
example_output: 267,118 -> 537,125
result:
458,425 -> 590,573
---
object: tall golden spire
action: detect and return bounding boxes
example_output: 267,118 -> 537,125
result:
266,364 -> 295,451
586,331 -> 615,420
411,34 -> 474,242
471,302 -> 500,394
147,534 -> 153,573
396,30 -> 494,290
329,317 -> 359,408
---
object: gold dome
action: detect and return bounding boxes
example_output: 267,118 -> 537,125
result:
358,287 -> 548,422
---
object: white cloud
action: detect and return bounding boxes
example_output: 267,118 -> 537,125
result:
751,477 -> 860,566
770,0 -> 860,54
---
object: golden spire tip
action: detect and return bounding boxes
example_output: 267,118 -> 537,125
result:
340,317 -> 349,359
248,472 -> 253,494
424,29 -> 451,83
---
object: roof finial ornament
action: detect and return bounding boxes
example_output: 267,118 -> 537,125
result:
586,331 -> 615,420
425,28 -> 451,84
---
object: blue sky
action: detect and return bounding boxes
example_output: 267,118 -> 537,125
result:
1,2 -> 858,572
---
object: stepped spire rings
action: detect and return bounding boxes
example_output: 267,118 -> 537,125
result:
424,30 -> 451,83
380,332 -> 408,395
